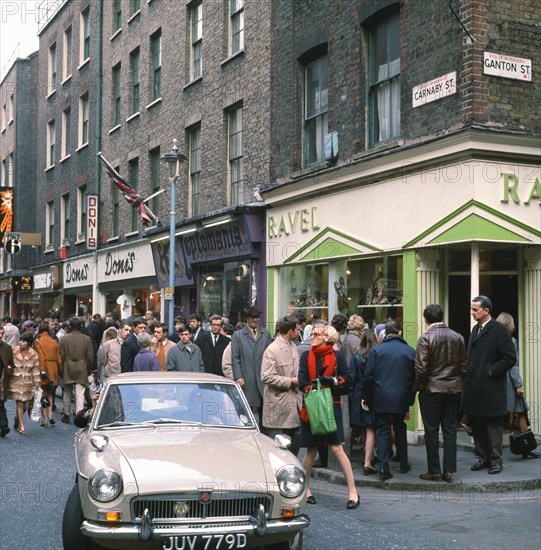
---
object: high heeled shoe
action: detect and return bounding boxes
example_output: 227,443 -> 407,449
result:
346,494 -> 360,509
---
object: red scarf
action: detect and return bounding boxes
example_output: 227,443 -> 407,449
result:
307,345 -> 336,381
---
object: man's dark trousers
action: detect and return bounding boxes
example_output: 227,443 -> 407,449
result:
376,412 -> 408,471
471,415 -> 505,466
419,392 -> 461,473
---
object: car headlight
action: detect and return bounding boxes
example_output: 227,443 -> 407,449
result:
276,465 -> 305,498
88,468 -> 123,502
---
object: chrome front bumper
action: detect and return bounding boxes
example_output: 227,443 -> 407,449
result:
81,514 -> 310,542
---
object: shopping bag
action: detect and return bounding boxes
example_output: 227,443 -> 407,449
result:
303,379 -> 337,435
29,387 -> 43,422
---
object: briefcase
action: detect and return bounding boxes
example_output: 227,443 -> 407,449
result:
509,429 -> 538,456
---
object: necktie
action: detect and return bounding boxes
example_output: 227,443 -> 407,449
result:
477,325 -> 483,338
213,335 -> 217,347
157,343 -> 166,370
252,329 -> 257,339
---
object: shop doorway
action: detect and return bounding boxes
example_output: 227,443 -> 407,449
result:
448,274 -> 518,347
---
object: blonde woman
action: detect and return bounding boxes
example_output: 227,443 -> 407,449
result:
342,315 -> 365,364
9,333 -> 40,435
299,324 -> 359,509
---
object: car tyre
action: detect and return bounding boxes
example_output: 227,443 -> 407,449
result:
62,485 -> 96,550
266,531 -> 303,550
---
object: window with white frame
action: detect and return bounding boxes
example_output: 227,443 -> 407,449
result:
79,93 -> 89,147
77,186 -> 87,239
367,10 -> 400,145
61,193 -> 70,244
149,148 -> 160,218
129,158 -> 139,231
1,104 -> 6,130
61,107 -> 71,158
130,48 -> 140,115
227,106 -> 243,206
229,0 -> 244,55
112,63 -> 121,125
150,30 -> 161,100
304,55 -> 328,167
0,159 -> 5,185
190,2 -> 202,80
131,0 -> 141,16
113,0 -> 122,34
47,119 -> 56,167
63,25 -> 72,80
80,7 -> 90,64
48,42 -> 57,94
188,125 -> 201,215
8,95 -> 14,122
46,201 -> 54,247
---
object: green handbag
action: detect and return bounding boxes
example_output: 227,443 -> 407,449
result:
304,379 -> 337,435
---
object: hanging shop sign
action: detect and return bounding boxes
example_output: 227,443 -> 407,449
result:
483,52 -> 532,81
412,72 -> 457,108
33,267 -> 58,293
86,194 -> 99,250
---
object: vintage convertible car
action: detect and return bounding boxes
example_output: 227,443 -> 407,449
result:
62,372 -> 309,550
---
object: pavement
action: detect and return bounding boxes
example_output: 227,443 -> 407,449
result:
310,430 -> 541,493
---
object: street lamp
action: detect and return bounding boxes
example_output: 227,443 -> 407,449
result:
161,139 -> 187,334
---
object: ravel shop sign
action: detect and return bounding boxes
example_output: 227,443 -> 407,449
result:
64,255 -> 93,289
97,241 -> 156,284
152,219 -> 253,288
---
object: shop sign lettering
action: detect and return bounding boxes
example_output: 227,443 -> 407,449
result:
34,271 -> 53,290
105,251 -> 135,276
65,262 -> 90,284
268,207 -> 320,238
501,173 -> 541,205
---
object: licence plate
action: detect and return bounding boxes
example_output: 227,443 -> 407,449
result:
162,533 -> 247,550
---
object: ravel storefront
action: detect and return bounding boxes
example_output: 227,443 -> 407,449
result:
264,131 -> 541,435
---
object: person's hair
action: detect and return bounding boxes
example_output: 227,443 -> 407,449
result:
209,314 -> 223,324
102,327 -> 118,343
174,315 -> 187,324
423,304 -> 444,324
119,321 -> 131,331
309,313 -> 321,322
2,316 -> 11,322
189,313 -> 202,322
472,295 -> 492,312
69,316 -> 83,329
234,322 -> 245,331
132,317 -> 148,328
295,312 -> 307,324
147,319 -> 159,332
222,323 -> 234,336
496,312 -> 515,333
92,313 -> 102,320
313,324 -> 339,344
359,329 -> 378,360
179,324 -> 192,334
331,313 -> 348,332
278,316 -> 298,335
137,331 -> 152,348
104,318 -> 118,329
384,319 -> 402,336
37,322 -> 50,335
155,323 -> 168,334
12,317 -> 20,325
347,314 -> 365,332
19,332 -> 34,345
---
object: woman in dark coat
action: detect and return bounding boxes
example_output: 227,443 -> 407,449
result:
299,324 -> 359,509
350,329 -> 378,475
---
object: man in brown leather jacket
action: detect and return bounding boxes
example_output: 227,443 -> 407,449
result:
414,304 -> 467,483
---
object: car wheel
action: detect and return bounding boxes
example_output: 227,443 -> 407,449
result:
62,485 -> 95,550
266,531 -> 303,550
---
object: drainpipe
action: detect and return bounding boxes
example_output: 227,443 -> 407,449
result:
92,0 -> 104,313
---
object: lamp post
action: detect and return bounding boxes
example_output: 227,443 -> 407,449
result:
161,139 -> 187,334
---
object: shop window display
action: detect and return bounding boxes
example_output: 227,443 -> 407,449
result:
347,256 -> 403,327
282,264 -> 329,320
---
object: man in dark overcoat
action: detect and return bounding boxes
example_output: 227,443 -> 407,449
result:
120,317 -> 147,373
361,319 -> 416,481
0,327 -> 15,437
462,295 -> 516,474
59,317 -> 94,422
231,306 -> 272,424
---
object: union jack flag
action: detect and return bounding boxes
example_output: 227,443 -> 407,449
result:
98,152 -> 161,227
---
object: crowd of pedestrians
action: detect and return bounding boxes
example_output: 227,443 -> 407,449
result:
0,295 -> 538,510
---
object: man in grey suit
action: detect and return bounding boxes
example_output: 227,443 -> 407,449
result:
166,325 -> 204,372
231,306 -> 272,424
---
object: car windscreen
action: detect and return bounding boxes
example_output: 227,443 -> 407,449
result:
94,382 -> 254,428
